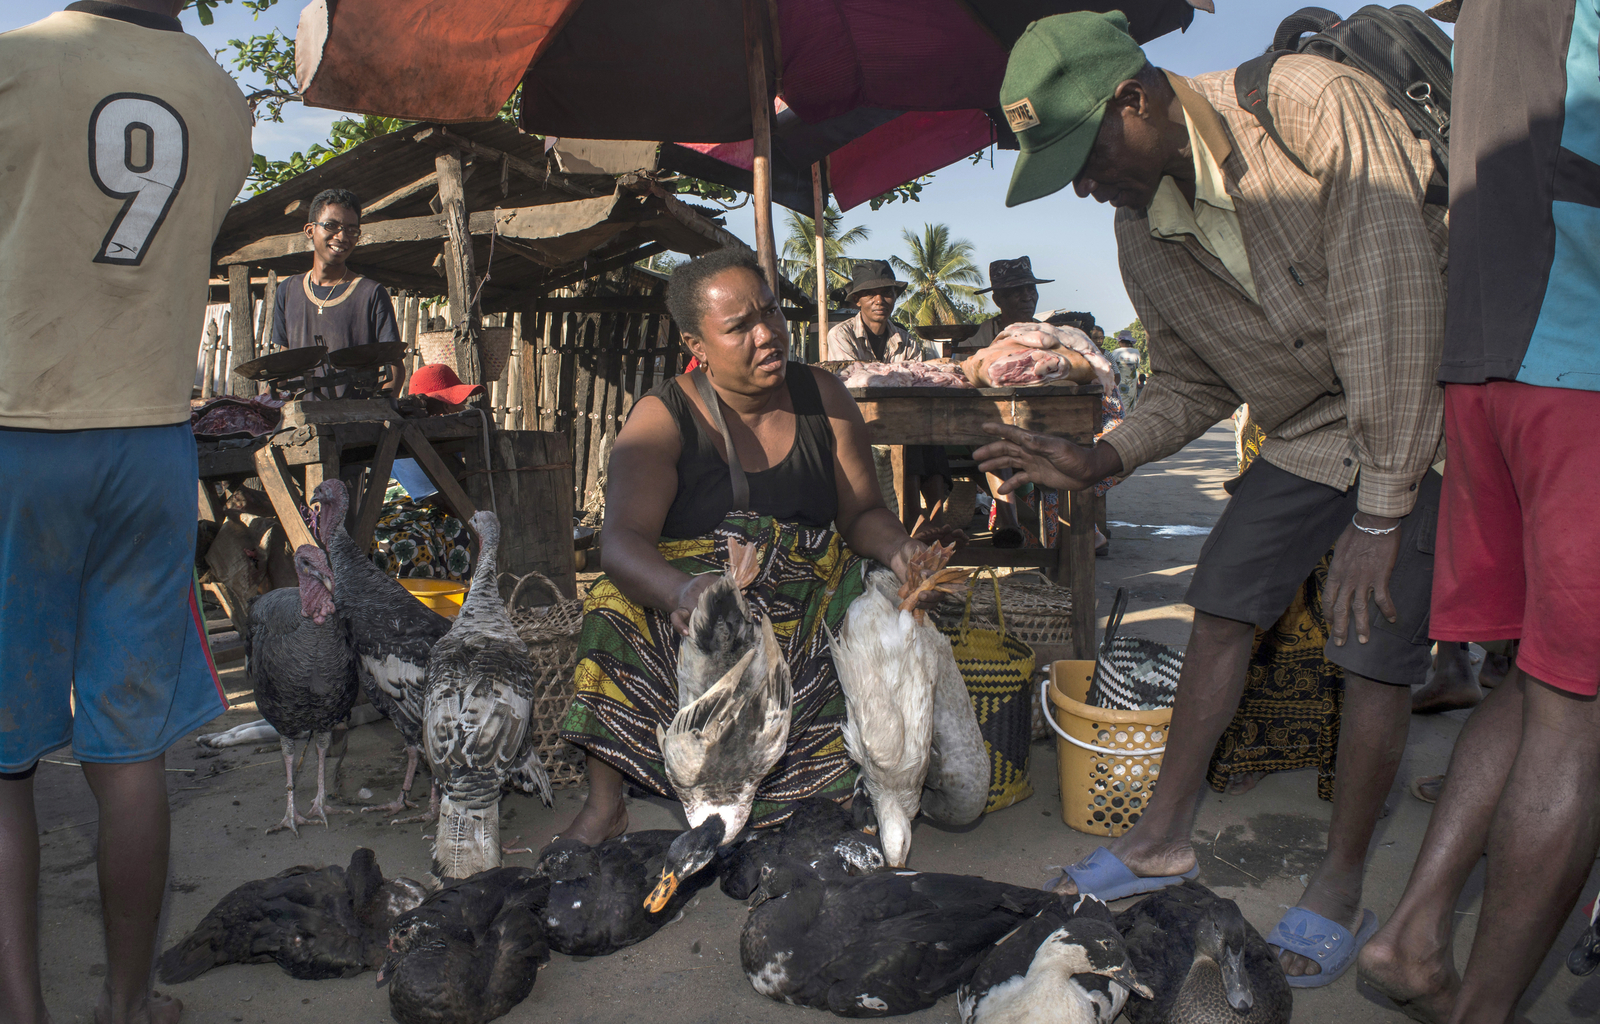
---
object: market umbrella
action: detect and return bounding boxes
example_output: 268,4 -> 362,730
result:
295,0 -> 1209,318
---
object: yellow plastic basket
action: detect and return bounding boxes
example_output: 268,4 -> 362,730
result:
1046,660 -> 1170,837
400,578 -> 467,617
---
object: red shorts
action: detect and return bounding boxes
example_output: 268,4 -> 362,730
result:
1432,381 -> 1600,695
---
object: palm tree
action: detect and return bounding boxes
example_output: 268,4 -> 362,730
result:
780,204 -> 870,299
891,224 -> 986,325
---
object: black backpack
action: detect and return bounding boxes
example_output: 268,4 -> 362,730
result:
1233,5 -> 1452,204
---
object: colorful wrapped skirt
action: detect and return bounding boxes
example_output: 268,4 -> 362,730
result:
559,511 -> 866,827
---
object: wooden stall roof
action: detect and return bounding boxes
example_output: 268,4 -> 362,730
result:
210,122 -> 750,311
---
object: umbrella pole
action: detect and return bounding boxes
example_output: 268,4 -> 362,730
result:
812,162 -> 827,357
743,0 -> 778,291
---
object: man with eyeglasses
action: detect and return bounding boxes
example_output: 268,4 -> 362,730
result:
270,187 -> 401,358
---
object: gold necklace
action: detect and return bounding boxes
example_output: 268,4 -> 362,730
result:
304,270 -> 353,316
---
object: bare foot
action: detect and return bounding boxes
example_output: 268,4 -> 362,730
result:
1225,771 -> 1266,796
1358,921 -> 1460,1024
1272,863 -> 1364,978
1412,645 -> 1483,714
1048,835 -> 1199,897
554,791 -> 628,846
95,988 -> 182,1024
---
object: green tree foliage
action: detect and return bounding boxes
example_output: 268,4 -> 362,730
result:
779,203 -> 869,299
891,224 -> 986,326
868,177 -> 930,211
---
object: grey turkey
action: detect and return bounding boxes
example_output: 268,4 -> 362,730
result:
312,478 -> 449,818
247,544 -> 358,835
380,867 -> 551,1024
157,848 -> 427,983
423,509 -> 552,879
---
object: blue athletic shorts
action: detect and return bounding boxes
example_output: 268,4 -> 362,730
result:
0,422 -> 227,772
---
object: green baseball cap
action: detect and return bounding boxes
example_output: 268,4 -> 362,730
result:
1000,11 -> 1150,207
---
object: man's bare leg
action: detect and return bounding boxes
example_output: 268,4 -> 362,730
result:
1447,674 -> 1600,1024
1051,611 -> 1257,893
1359,669 -> 1527,1023
555,756 -> 629,845
0,772 -> 49,1024
1276,672 -> 1411,976
80,756 -> 181,1024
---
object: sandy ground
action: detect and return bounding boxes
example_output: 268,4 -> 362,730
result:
28,423 -> 1600,1023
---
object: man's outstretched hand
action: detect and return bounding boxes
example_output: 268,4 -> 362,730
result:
973,423 -> 1124,493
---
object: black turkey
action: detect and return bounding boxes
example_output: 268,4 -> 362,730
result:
740,865 -> 1063,1016
311,478 -> 448,819
247,544 -> 358,834
158,848 -> 427,983
380,867 -> 551,1024
534,830 -> 716,956
423,509 -> 551,879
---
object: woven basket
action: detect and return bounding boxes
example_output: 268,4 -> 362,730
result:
938,569 -> 1072,648
418,326 -> 513,383
504,571 -> 587,789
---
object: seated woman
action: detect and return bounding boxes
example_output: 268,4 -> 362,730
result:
557,247 -> 932,844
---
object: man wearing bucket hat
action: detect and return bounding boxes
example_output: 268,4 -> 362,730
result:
826,259 -> 923,363
827,259 -> 951,521
974,11 -> 1449,987
966,256 -> 1054,352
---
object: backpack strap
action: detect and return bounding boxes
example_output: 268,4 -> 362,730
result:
1235,51 -> 1449,206
1234,51 -> 1310,176
1272,6 -> 1343,50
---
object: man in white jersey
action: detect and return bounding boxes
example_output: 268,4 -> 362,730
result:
0,1 -> 251,1021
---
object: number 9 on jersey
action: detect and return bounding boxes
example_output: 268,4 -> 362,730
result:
88,93 -> 190,267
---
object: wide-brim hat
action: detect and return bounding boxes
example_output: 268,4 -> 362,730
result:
1001,11 -> 1150,208
975,256 -> 1055,294
408,362 -> 484,405
832,259 -> 909,305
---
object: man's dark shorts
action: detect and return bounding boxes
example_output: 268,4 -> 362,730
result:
1186,459 -> 1441,686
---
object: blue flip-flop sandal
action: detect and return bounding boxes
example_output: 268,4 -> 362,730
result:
1042,846 -> 1201,901
1267,907 -> 1379,988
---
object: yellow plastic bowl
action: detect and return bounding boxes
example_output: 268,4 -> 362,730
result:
400,578 -> 467,617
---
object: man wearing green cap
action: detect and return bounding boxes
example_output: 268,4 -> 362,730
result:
974,10 -> 1449,988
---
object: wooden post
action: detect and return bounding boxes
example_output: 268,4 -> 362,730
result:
199,316 -> 218,399
743,0 -> 778,290
1064,487 -> 1098,660
257,270 -> 278,352
227,264 -> 256,396
435,148 -> 483,385
812,162 -> 828,353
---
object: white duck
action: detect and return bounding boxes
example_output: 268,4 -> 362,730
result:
422,510 -> 552,879
830,543 -> 972,866
646,609 -> 792,913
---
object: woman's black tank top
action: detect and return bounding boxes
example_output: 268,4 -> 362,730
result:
653,367 -> 838,538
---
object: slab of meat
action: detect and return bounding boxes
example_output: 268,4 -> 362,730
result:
959,323 -> 1115,391
835,360 -> 973,389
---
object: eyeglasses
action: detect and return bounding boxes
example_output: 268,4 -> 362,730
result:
314,220 -> 361,237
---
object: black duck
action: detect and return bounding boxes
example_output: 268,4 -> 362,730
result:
1116,880 -> 1292,1024
715,796 -> 884,901
381,867 -> 551,1024
958,895 -> 1151,1024
535,829 -> 716,956
739,865 -> 1062,1016
158,848 -> 427,983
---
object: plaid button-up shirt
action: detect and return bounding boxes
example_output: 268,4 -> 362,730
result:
826,313 -> 924,363
1102,57 -> 1449,517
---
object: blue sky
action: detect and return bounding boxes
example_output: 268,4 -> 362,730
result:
5,0 -> 1422,329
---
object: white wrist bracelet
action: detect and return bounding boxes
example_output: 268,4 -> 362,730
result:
1351,515 -> 1399,536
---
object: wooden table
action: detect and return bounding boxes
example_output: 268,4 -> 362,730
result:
849,383 -> 1103,659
